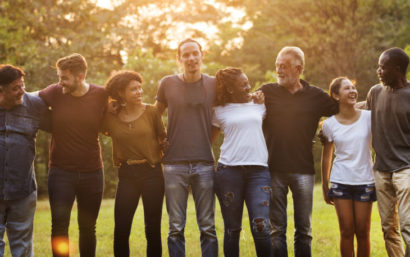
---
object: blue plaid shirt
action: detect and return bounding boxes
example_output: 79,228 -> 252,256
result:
0,93 -> 47,200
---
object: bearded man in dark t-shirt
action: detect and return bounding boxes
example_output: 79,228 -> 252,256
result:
260,47 -> 338,257
39,53 -> 107,257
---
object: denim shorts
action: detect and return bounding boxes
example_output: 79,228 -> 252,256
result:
328,182 -> 377,202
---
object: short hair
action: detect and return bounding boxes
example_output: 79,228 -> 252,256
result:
104,70 -> 143,102
0,64 -> 25,88
56,53 -> 87,75
215,67 -> 243,106
177,38 -> 203,58
277,46 -> 305,69
382,47 -> 409,76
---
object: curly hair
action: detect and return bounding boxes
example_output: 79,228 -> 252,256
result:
104,70 -> 143,102
215,67 -> 243,106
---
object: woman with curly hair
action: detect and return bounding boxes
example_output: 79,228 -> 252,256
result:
212,67 -> 272,257
103,70 -> 166,257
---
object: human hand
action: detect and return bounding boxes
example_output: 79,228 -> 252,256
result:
317,129 -> 328,145
322,185 -> 334,205
252,91 -> 265,104
108,100 -> 120,114
160,138 -> 169,152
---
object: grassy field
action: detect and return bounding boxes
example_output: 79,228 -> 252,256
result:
4,185 -> 388,256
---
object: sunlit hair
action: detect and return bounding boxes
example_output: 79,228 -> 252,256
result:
382,47 -> 409,76
329,76 -> 356,101
215,67 -> 243,106
104,70 -> 143,102
0,64 -> 25,88
277,46 -> 305,70
56,53 -> 87,76
177,38 -> 203,58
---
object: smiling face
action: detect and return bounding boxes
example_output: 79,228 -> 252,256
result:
57,69 -> 83,94
275,53 -> 302,88
120,80 -> 143,105
178,41 -> 204,75
0,77 -> 25,108
229,73 -> 252,103
377,53 -> 399,88
332,79 -> 358,106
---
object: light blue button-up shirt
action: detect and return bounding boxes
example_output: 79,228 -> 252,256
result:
0,92 -> 47,200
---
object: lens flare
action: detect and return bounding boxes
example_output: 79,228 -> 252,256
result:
52,237 -> 70,256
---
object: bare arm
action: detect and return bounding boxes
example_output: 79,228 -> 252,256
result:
321,140 -> 334,205
211,126 -> 221,144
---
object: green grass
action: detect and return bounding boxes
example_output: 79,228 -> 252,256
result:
3,185 -> 387,256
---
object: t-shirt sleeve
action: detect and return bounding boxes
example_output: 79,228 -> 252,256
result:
211,108 -> 221,128
365,87 -> 373,111
322,120 -> 333,142
100,113 -> 111,136
152,106 -> 166,138
28,93 -> 51,132
38,84 -> 56,106
317,89 -> 338,117
156,78 -> 168,107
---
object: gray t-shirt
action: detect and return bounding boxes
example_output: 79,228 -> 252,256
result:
366,84 -> 410,172
156,74 -> 216,163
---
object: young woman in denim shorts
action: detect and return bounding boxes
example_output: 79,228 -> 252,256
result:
321,77 -> 376,257
212,68 -> 272,257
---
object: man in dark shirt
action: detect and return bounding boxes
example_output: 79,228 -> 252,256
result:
39,54 -> 107,257
366,48 -> 410,257
0,64 -> 47,257
155,38 -> 218,257
260,47 -> 337,257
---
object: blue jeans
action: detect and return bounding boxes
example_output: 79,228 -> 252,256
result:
270,172 -> 314,257
164,162 -> 218,257
48,167 -> 104,257
214,164 -> 272,257
0,191 -> 36,257
114,163 -> 164,257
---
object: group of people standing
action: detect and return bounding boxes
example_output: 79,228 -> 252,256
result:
0,37 -> 408,257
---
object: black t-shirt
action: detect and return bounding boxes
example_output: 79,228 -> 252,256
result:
261,80 -> 338,174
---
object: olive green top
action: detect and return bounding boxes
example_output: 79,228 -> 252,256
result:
102,105 -> 166,167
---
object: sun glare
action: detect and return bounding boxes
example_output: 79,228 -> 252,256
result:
96,0 -> 113,9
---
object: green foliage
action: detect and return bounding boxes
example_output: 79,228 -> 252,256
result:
220,0 -> 410,98
405,45 -> 410,79
2,0 -> 409,197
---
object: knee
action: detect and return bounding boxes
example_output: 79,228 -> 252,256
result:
340,226 -> 355,240
355,226 -> 370,240
168,229 -> 185,241
226,227 -> 242,240
252,217 -> 270,238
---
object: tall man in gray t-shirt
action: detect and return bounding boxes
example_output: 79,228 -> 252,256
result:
155,38 -> 218,257
366,47 -> 410,257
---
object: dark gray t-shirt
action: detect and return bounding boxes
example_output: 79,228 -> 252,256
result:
366,84 -> 410,172
156,74 -> 216,163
